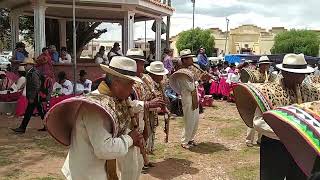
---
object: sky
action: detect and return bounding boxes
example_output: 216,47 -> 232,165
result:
98,0 -> 320,41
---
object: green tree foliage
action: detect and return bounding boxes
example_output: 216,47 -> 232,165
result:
271,29 -> 320,56
176,27 -> 215,56
0,8 -> 11,49
0,8 -> 107,58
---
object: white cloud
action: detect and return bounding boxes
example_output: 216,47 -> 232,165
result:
98,0 -> 320,41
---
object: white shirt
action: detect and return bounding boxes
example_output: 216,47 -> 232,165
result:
253,108 -> 279,140
53,80 -> 73,95
62,104 -> 133,180
76,79 -> 93,94
16,76 -> 26,91
59,54 -> 72,64
226,73 -> 240,84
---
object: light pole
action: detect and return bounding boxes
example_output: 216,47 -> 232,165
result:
224,18 -> 230,55
72,0 -> 77,95
191,0 -> 195,52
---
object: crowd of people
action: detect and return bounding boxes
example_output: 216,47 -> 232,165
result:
2,41 -> 320,180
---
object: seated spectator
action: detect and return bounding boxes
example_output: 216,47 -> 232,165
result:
49,45 -> 59,63
76,70 -> 92,94
5,65 -> 19,82
15,66 -> 26,91
226,69 -> 240,84
13,42 -> 29,62
59,47 -> 72,64
107,42 -> 123,61
0,71 -> 17,93
95,46 -> 108,64
52,71 -> 73,96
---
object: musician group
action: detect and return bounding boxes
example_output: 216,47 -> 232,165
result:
43,47 -> 320,179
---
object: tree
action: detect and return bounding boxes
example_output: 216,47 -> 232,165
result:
176,28 -> 215,56
0,8 -> 11,50
0,8 -> 107,58
271,29 -> 320,56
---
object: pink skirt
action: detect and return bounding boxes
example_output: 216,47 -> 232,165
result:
218,78 -> 231,97
209,81 -> 219,95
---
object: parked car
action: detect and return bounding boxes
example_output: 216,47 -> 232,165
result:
0,57 -> 11,70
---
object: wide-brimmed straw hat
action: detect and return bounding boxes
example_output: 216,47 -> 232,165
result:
126,48 -> 145,62
21,58 -> 36,65
276,53 -> 314,74
169,68 -> 194,94
180,49 -> 195,59
100,56 -> 142,83
263,101 -> 320,177
258,56 -> 272,64
146,61 -> 169,76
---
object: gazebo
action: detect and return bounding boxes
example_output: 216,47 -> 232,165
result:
0,0 -> 174,79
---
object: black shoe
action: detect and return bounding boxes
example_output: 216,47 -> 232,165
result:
38,127 -> 47,132
11,127 -> 25,134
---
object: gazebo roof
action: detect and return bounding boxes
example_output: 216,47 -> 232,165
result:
0,0 -> 174,22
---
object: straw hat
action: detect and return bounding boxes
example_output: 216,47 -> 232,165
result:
21,58 -> 36,65
18,66 -> 25,72
146,61 -> 169,76
258,56 -> 271,64
276,54 -> 314,74
126,48 -> 145,62
180,49 -> 195,59
169,68 -> 194,94
100,56 -> 142,83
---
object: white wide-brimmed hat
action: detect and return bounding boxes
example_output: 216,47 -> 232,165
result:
258,56 -> 272,64
146,61 -> 169,76
126,48 -> 145,62
276,53 -> 314,74
100,56 -> 142,83
18,66 -> 25,72
180,49 -> 195,59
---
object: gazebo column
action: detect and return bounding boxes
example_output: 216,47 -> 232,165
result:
58,19 -> 67,48
9,10 -> 20,54
33,0 -> 47,58
155,18 -> 162,61
122,11 -> 135,55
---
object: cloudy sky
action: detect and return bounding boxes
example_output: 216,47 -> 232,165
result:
98,0 -> 320,41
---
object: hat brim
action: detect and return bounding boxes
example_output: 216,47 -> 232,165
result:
258,61 -> 272,64
276,64 -> 315,74
100,64 -> 143,83
146,66 -> 169,76
126,55 -> 146,62
169,71 -> 193,94
180,54 -> 196,58
263,104 -> 320,177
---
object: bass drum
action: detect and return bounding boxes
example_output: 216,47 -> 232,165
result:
240,68 -> 265,83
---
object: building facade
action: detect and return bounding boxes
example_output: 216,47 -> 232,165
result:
171,24 -> 290,57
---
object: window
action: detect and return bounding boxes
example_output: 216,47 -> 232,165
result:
92,46 -> 97,51
83,45 -> 89,50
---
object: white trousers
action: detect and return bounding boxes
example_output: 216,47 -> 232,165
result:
181,94 -> 199,145
246,127 -> 262,144
117,146 -> 143,180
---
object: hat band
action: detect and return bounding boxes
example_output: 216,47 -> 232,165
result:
259,60 -> 271,63
127,55 -> 145,60
181,54 -> 193,58
282,64 -> 307,69
110,66 -> 136,76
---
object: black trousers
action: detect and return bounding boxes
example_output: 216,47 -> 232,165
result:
19,96 -> 45,130
260,135 -> 307,180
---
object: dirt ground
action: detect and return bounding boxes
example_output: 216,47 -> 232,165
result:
0,101 -> 260,180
